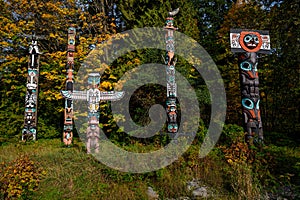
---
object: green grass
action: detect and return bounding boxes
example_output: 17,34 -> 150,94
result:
0,135 -> 299,200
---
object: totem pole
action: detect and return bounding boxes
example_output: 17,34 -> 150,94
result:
63,26 -> 76,146
164,8 -> 179,135
61,72 -> 124,153
230,29 -> 271,145
22,34 -> 42,141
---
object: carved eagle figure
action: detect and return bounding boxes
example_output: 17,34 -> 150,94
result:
168,8 -> 179,17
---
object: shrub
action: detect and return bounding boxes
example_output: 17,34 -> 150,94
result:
0,155 -> 45,199
219,124 -> 244,146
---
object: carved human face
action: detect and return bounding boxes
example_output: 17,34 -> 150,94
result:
243,34 -> 259,49
239,31 -> 262,52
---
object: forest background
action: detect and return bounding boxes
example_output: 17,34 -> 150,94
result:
0,0 -> 299,199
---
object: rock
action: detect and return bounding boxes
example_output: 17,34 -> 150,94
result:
187,178 -> 200,191
147,186 -> 159,199
165,197 -> 190,200
178,197 -> 191,200
192,187 -> 208,198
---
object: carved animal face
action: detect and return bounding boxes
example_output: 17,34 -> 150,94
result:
242,98 -> 261,121
168,123 -> 178,133
240,60 -> 258,79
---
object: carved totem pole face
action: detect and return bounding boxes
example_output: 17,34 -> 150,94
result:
238,53 -> 258,79
242,98 -> 261,121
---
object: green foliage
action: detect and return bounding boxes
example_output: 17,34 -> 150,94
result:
219,124 -> 244,146
0,155 -> 45,199
194,0 -> 235,58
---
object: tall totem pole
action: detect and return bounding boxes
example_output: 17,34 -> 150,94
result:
22,34 -> 42,141
230,29 -> 271,145
63,26 -> 76,146
164,8 -> 179,135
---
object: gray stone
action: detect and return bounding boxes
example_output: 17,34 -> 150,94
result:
187,178 -> 200,191
147,186 -> 159,199
192,187 -> 208,198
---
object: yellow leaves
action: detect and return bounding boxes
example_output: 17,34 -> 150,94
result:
0,41 -> 9,47
133,58 -> 141,65
41,13 -> 53,19
100,81 -> 112,90
108,74 -> 117,80
17,20 -> 26,27
83,22 -> 89,29
110,22 -> 116,28
79,14 -> 86,21
54,92 -> 63,100
3,23 -> 17,33
49,33 -> 56,38
43,90 -> 62,101
79,36 -> 87,43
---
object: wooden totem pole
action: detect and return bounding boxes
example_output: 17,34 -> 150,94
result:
164,8 -> 179,135
61,72 -> 124,153
230,29 -> 271,145
63,26 -> 76,146
22,34 -> 42,141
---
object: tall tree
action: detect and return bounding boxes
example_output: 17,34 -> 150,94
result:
263,0 -> 300,135
193,0 -> 235,58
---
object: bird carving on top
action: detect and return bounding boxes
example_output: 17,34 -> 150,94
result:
168,8 -> 179,17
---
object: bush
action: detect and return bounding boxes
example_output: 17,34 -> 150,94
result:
219,124 -> 244,146
0,155 -> 45,199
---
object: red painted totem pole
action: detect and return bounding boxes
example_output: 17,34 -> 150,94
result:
230,29 -> 271,145
62,26 -> 76,146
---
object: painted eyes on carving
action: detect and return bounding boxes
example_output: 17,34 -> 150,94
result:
243,34 -> 260,49
242,98 -> 260,110
244,34 -> 259,44
69,39 -> 75,45
240,61 -> 257,71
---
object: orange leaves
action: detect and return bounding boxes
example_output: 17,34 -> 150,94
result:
221,141 -> 251,165
0,155 -> 45,198
41,13 -> 53,20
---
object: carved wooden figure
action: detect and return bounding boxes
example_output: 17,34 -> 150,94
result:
22,35 -> 41,141
63,26 -> 76,146
230,29 -> 271,145
164,8 -> 179,135
61,72 -> 124,153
